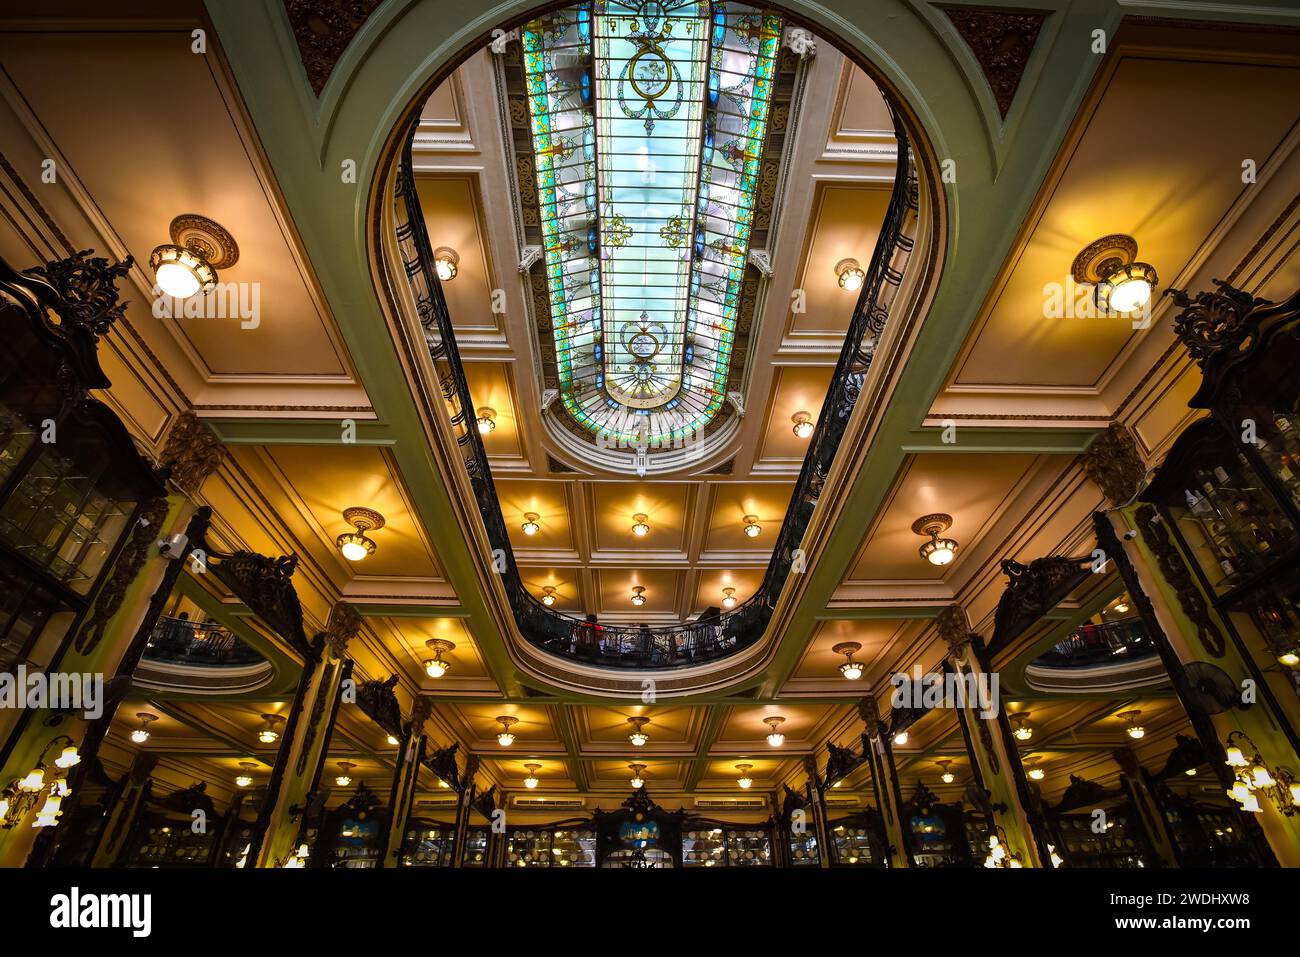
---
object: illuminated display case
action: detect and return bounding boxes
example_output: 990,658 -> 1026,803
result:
828,813 -> 887,867
399,818 -> 456,867
1048,809 -> 1146,868
461,825 -> 490,866
506,824 -> 596,867
787,830 -> 820,867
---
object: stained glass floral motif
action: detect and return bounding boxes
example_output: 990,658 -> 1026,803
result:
522,1 -> 782,448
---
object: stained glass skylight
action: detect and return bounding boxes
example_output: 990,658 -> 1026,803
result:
522,1 -> 782,449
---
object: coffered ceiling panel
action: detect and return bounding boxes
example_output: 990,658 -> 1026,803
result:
377,615 -> 488,681
594,568 -> 684,618
755,366 -> 833,466
464,362 -> 523,460
579,705 -> 701,752
480,758 -> 575,791
414,174 -> 501,337
704,483 -> 795,554
589,482 -> 693,554
0,31 -> 353,380
693,568 -> 763,615
846,452 -> 1040,582
952,55 -> 1300,390
587,759 -> 691,791
519,567 -> 583,613
786,183 -> 893,339
716,704 -> 843,750
789,617 -> 919,683
442,703 -> 563,750
498,479 -> 574,551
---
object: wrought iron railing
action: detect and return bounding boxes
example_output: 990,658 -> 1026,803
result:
392,108 -> 918,670
1033,618 -> 1156,668
143,615 -> 265,667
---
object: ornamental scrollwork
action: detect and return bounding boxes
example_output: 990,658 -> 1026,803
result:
26,248 -> 133,340
1168,279 -> 1262,366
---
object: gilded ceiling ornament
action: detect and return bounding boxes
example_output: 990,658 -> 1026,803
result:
935,603 -> 973,654
941,8 -> 1046,119
1081,420 -> 1145,506
159,410 -> 226,497
323,600 -> 363,659
410,695 -> 434,730
282,0 -> 385,96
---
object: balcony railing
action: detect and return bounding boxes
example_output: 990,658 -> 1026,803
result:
392,106 -> 917,670
143,616 -> 265,667
1033,618 -> 1157,668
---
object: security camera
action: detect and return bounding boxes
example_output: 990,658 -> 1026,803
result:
1122,529 -> 1138,540
158,533 -> 190,560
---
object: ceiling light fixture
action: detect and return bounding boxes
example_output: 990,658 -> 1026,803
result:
335,762 -> 355,788
149,214 -> 238,299
791,411 -> 815,439
736,764 -> 754,789
386,734 -> 400,746
1276,647 -> 1300,669
541,586 -> 557,607
1119,710 -> 1145,739
424,639 -> 455,678
835,257 -> 865,292
629,763 -> 646,789
476,407 -> 497,434
630,585 -> 647,607
520,512 -> 540,536
433,246 -> 460,282
1010,712 -> 1033,742
130,713 -> 157,744
936,759 -> 955,784
1113,601 -> 1130,614
721,587 -> 737,610
523,763 -> 542,789
764,716 -> 787,747
912,513 -> 958,566
336,506 -> 385,562
627,717 -> 651,747
495,716 -> 518,747
257,714 -> 285,745
235,762 -> 257,789
1072,234 -> 1158,314
743,515 -> 761,538
893,730 -> 908,747
833,641 -> 864,680
631,513 -> 651,537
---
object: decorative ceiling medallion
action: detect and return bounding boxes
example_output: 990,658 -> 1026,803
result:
168,214 -> 240,269
941,7 -> 1046,119
520,1 -> 783,448
1070,233 -> 1137,285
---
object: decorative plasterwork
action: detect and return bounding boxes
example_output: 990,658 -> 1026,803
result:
282,0 -> 385,95
159,410 -> 227,497
1081,420 -> 1145,506
941,6 -> 1045,119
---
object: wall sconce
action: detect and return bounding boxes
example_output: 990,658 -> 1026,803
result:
936,759 -> 955,784
983,827 -> 1024,868
235,762 -> 257,789
523,763 -> 542,789
130,712 -> 158,744
629,764 -> 646,789
736,764 -> 754,789
541,586 -> 557,606
631,513 -> 651,537
743,515 -> 761,538
424,638 -> 455,678
912,513 -> 958,566
764,716 -> 787,747
257,714 -> 285,745
1,736 -> 80,830
722,587 -> 737,609
149,213 -> 238,299
336,506 -> 385,562
1072,234 -> 1158,314
335,762 -> 355,788
835,257 -> 865,292
833,641 -> 863,680
1118,710 -> 1145,739
630,585 -> 647,607
496,716 -> 518,747
476,407 -> 496,434
1224,731 -> 1299,815
627,716 -> 651,747
791,411 -> 815,439
434,246 -> 460,282
1010,712 -> 1033,742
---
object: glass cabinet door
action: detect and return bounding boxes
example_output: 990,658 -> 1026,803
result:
787,831 -> 820,866
1218,326 -> 1300,511
1158,437 -> 1298,598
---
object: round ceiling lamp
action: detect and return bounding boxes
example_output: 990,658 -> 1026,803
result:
936,759 -> 955,784
541,585 -> 557,606
336,506 -> 385,562
627,716 -> 651,747
722,587 -> 737,610
736,764 -> 754,789
743,515 -> 761,538
257,714 -> 284,745
1071,234 -> 1158,314
130,713 -> 157,744
912,513 -> 958,566
433,246 -> 460,282
235,762 -> 257,789
1119,710 -> 1145,739
424,638 -> 455,678
630,585 -> 647,607
893,730 -> 909,747
149,213 -> 238,299
523,763 -> 542,789
791,411 -> 815,439
764,716 -> 787,747
335,762 -> 355,788
520,512 -> 541,536
476,407 -> 496,434
1010,712 -> 1033,742
631,513 -> 651,537
835,257 -> 865,292
833,641 -> 864,680
496,716 -> 518,747
629,763 -> 646,789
